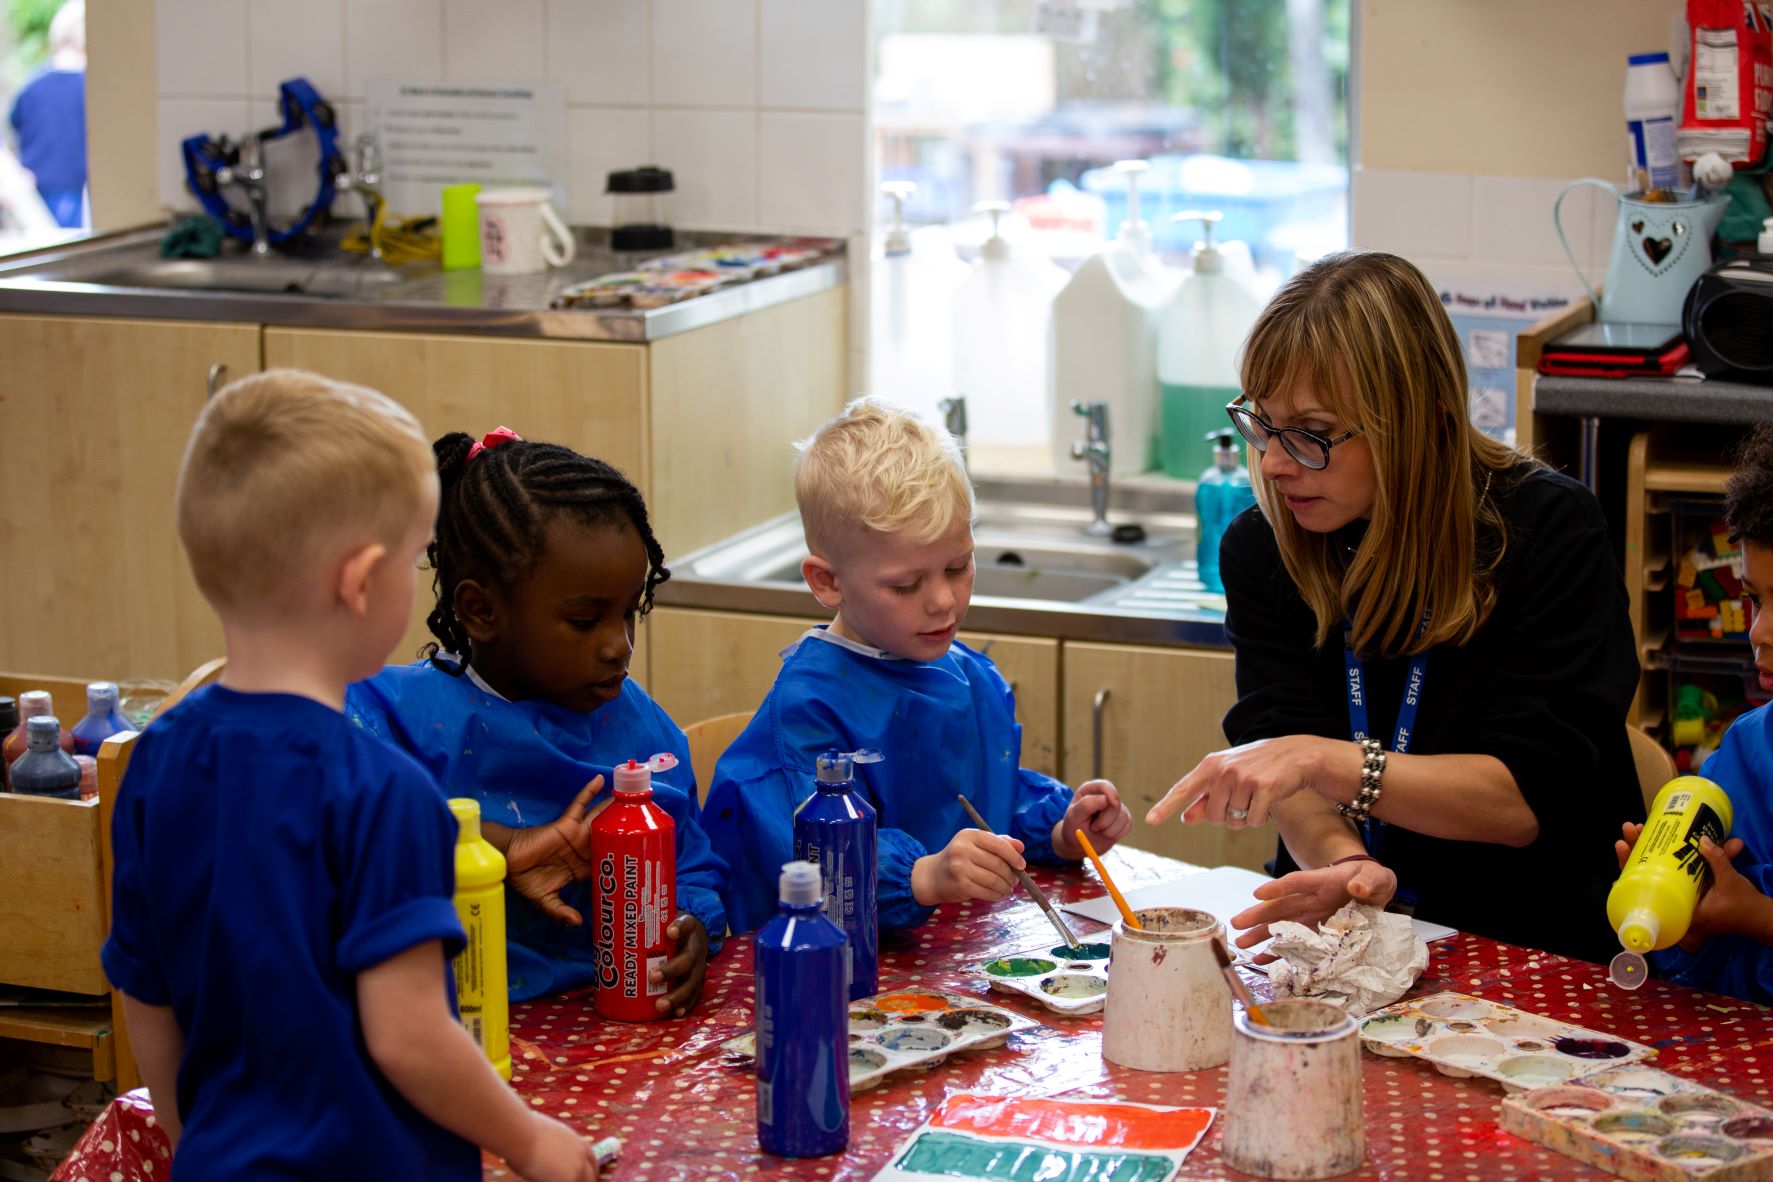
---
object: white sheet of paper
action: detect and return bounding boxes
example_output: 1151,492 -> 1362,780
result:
1059,865 -> 1457,947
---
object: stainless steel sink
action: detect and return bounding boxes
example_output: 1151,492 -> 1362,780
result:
46,255 -> 407,299
659,474 -> 1231,645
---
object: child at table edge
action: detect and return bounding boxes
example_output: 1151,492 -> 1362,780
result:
1619,423 -> 1773,1004
703,397 -> 1135,934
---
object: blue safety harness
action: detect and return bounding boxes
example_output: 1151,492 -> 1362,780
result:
180,77 -> 343,247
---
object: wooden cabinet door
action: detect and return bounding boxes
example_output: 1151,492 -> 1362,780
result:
1061,641 -> 1275,872
0,314 -> 258,679
645,610 -> 1060,778
264,328 -> 648,663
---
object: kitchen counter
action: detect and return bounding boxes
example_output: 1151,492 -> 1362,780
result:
0,226 -> 846,342
1535,373 -> 1773,426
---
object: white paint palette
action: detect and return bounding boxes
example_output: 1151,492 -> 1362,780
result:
970,941 -> 1113,1015
1502,1065 -> 1773,1181
1359,992 -> 1654,1091
722,988 -> 1039,1094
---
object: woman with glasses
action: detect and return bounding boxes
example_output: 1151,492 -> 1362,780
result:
1146,251 -> 1643,963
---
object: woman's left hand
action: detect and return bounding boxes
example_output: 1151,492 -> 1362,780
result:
1229,860 -> 1398,955
1144,736 -> 1359,829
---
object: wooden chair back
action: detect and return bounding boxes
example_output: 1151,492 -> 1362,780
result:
1627,723 -> 1677,812
683,711 -> 754,807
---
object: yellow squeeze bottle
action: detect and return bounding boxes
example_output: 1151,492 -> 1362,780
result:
1605,775 -> 1733,990
450,798 -> 511,1079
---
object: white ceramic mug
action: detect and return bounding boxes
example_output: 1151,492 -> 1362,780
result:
475,187 -> 575,275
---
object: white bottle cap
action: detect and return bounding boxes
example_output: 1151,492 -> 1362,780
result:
973,201 -> 1011,262
613,751 -> 679,795
779,860 -> 823,907
1174,210 -> 1225,273
1609,950 -> 1648,991
1112,159 -> 1152,258
882,181 -> 916,256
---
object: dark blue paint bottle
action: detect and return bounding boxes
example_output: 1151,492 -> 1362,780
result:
755,861 -> 849,1158
71,681 -> 133,757
793,749 -> 880,1001
9,716 -> 81,799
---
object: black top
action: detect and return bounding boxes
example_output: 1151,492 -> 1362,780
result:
1220,463 -> 1645,963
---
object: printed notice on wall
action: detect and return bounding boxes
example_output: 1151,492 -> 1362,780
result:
365,80 -> 567,217
1427,264 -> 1581,447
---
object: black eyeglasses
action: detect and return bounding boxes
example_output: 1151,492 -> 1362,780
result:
1225,400 -> 1362,472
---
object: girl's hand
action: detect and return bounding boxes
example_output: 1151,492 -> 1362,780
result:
1145,736 -> 1360,829
505,778 -> 609,925
649,914 -> 709,1018
1228,860 -> 1397,957
911,830 -> 1027,906
1052,780 -> 1133,859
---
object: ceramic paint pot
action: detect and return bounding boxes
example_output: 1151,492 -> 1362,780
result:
1101,907 -> 1231,1072
1223,999 -> 1365,1179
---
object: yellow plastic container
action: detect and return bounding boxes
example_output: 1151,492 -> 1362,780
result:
1606,776 -> 1733,988
450,798 -> 511,1080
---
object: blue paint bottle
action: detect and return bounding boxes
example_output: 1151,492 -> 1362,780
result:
793,748 -> 880,1001
71,682 -> 133,757
9,716 -> 81,799
755,861 -> 849,1158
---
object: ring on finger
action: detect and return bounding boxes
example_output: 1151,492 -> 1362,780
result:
1226,805 -> 1250,821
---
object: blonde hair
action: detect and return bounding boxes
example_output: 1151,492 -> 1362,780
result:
177,368 -> 433,617
795,398 -> 973,558
1241,251 -> 1530,658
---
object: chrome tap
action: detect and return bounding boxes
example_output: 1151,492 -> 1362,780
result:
335,133 -> 385,255
215,133 -> 270,256
1069,399 -> 1112,537
937,396 -> 968,469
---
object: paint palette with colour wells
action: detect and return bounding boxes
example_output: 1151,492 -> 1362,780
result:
1359,992 -> 1654,1090
970,941 -> 1113,1015
1501,1064 -> 1773,1181
722,988 -> 1039,1094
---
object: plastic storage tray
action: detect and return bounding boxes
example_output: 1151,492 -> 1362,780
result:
1501,1064 -> 1773,1180
970,941 -> 1113,1015
722,988 -> 1039,1094
1359,992 -> 1655,1090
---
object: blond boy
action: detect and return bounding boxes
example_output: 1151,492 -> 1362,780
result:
704,398 -> 1133,932
101,370 -> 600,1181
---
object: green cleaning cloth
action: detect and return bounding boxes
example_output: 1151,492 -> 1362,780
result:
160,214 -> 226,259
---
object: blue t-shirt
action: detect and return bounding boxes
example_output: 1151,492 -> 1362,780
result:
703,629 -> 1074,934
1655,702 -> 1773,1003
101,686 -> 476,1182
346,660 -> 728,1001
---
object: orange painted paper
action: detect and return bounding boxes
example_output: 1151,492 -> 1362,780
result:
932,1094 -> 1215,1150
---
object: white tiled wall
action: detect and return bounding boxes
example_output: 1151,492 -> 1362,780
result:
1351,166 -> 1609,296
152,0 -> 871,239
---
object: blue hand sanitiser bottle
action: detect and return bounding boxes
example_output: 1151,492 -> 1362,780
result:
755,861 -> 849,1158
793,748 -> 880,1001
1196,430 -> 1257,594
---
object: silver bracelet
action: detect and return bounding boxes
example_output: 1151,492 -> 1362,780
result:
1337,738 -> 1386,822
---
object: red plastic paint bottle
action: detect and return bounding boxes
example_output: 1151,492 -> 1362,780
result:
591,753 -> 679,1022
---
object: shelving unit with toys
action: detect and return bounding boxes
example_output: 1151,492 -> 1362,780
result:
1624,429 -> 1767,773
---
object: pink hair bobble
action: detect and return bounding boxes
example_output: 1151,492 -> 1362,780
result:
466,425 -> 523,462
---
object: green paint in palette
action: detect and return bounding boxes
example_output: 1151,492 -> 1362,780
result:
895,1130 -> 1174,1181
981,957 -> 1057,979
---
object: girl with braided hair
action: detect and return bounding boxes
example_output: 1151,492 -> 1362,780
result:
347,427 -> 727,1013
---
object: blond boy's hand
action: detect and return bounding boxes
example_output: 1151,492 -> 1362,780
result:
912,830 -> 1027,906
1052,780 -> 1133,860
507,1112 -> 600,1182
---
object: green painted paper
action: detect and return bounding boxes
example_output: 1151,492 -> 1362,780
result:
894,1130 -> 1176,1181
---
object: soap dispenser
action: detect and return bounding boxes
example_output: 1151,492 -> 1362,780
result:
1049,159 -> 1175,477
1195,430 -> 1257,595
1157,211 -> 1265,479
952,201 -> 1068,466
870,182 -> 965,426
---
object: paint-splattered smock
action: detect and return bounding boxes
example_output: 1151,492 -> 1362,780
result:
346,659 -> 729,1002
1656,702 -> 1773,1004
703,628 -> 1075,934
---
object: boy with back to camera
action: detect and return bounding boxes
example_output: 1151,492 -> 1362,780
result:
704,398 -> 1135,933
101,370 -> 600,1181
1617,423 -> 1773,1005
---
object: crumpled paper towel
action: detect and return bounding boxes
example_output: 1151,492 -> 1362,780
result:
1264,902 -> 1428,1015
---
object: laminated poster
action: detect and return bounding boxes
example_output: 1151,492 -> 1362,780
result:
871,1094 -> 1215,1182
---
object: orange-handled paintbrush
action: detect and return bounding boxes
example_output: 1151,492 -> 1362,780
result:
1074,828 -> 1142,931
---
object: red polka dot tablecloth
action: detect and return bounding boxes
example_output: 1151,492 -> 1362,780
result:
49,848 -> 1773,1181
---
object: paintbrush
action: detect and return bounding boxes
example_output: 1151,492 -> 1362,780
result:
955,794 -> 1083,952
1209,936 -> 1270,1026
1074,828 -> 1142,931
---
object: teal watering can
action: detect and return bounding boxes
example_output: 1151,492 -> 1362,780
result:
1554,178 -> 1729,326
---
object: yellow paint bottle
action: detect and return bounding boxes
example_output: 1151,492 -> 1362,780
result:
1606,776 -> 1733,989
450,798 -> 511,1079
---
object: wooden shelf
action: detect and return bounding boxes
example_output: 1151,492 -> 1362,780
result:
0,1005 -> 114,1080
1644,462 -> 1731,496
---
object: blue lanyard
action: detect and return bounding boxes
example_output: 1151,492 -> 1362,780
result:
1342,623 -> 1429,857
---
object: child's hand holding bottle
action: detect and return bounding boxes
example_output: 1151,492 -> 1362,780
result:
911,830 -> 1027,904
648,913 -> 710,1018
1615,821 -> 1768,951
1052,780 -> 1132,860
498,778 -> 610,925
